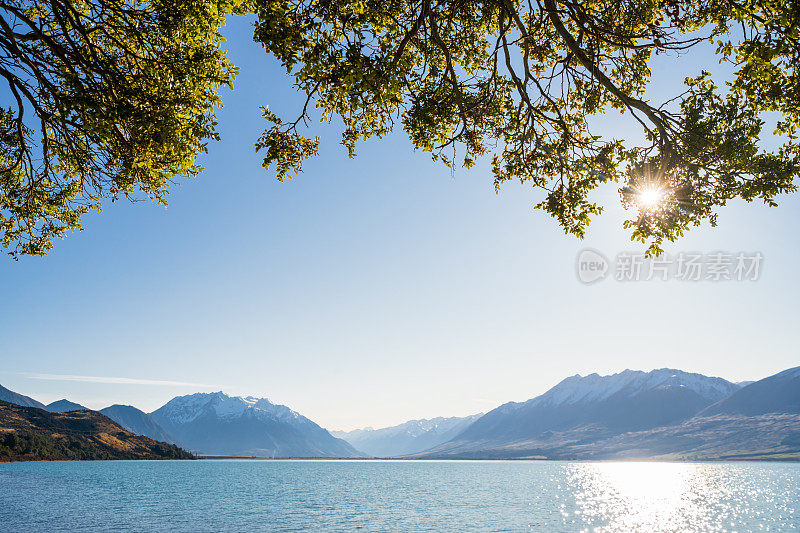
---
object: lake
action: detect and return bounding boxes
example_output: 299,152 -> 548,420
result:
1,460 -> 798,531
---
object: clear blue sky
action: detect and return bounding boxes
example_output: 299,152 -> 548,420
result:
1,17 -> 798,430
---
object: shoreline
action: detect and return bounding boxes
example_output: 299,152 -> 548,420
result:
2,456 -> 800,464
195,455 -> 800,463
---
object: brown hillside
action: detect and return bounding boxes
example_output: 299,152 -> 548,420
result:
0,401 -> 193,462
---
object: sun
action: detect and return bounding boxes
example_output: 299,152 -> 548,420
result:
637,186 -> 663,209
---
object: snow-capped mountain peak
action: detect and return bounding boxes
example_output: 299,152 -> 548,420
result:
332,413 -> 484,457
152,391 -> 303,425
523,368 -> 739,408
149,391 -> 362,458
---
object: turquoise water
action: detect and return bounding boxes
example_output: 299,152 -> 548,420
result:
1,460 -> 798,532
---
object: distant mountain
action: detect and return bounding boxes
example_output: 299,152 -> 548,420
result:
418,368 -> 742,458
332,414 -> 483,457
100,405 -> 179,445
0,384 -> 46,409
700,366 -> 800,416
150,392 -> 362,457
46,399 -> 88,412
549,368 -> 800,460
573,413 -> 800,461
0,401 -> 192,462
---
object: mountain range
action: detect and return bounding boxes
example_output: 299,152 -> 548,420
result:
151,392 -> 361,457
2,364 -> 799,461
332,414 -> 483,457
414,367 -> 800,460
428,369 -> 737,450
0,385 -> 362,458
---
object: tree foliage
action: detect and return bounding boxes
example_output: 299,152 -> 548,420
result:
2,0 -> 798,256
0,0 -> 241,257
252,0 -> 799,254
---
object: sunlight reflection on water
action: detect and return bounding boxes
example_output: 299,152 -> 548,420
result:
564,462 -> 798,532
1,460 -> 799,531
